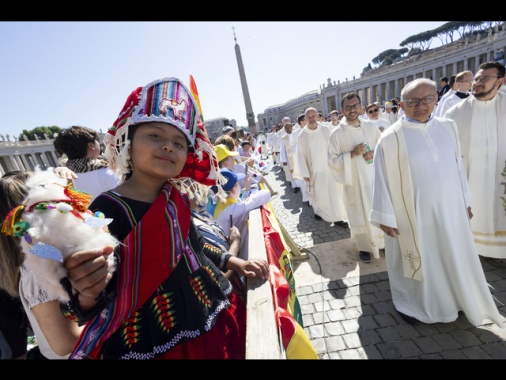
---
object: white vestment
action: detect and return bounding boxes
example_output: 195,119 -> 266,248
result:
290,125 -> 309,202
434,89 -> 456,117
280,132 -> 294,184
294,124 -> 348,223
437,91 -> 469,117
328,119 -> 384,258
268,131 -> 282,164
370,117 -> 504,327
370,117 -> 391,132
445,92 -> 506,259
328,122 -> 340,132
381,111 -> 397,125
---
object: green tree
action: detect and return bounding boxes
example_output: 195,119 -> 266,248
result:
371,22 -> 504,68
20,126 -> 62,141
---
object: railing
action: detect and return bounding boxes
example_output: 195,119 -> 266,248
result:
245,208 -> 284,359
0,138 -> 54,148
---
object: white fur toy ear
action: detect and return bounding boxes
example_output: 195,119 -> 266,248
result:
14,167 -> 119,303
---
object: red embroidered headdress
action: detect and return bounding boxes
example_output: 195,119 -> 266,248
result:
104,78 -> 226,197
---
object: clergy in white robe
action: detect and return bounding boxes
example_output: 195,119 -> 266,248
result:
370,78 -> 504,327
436,89 -> 470,116
291,117 -> 310,202
267,126 -> 282,164
328,101 -> 384,260
436,70 -> 473,117
444,62 -> 506,259
293,107 -> 348,223
279,122 -> 295,186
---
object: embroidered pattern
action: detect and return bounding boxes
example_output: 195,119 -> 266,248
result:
152,290 -> 176,333
122,311 -> 141,348
189,275 -> 211,307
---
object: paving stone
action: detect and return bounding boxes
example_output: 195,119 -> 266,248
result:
261,164 -> 506,360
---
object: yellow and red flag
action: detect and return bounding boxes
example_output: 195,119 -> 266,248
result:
260,203 -> 318,359
189,74 -> 204,123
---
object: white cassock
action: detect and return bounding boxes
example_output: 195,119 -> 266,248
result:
328,119 -> 384,258
294,123 -> 348,223
279,132 -> 294,184
381,111 -> 397,125
437,91 -> 469,117
267,131 -> 282,164
444,92 -> 506,259
290,125 -> 309,202
434,89 -> 456,117
370,117 -> 391,133
370,116 -> 504,327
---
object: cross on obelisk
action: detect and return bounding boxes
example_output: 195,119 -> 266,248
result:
232,26 -> 257,135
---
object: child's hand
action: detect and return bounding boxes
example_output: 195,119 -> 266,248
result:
53,166 -> 78,180
229,226 -> 241,242
240,258 -> 269,280
64,246 -> 114,300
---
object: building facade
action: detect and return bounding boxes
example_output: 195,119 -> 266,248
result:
204,117 -> 237,143
257,23 -> 506,126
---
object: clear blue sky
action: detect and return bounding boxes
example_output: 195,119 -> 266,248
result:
0,21 -> 447,138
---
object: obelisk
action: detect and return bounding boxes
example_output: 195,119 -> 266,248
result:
232,27 -> 257,135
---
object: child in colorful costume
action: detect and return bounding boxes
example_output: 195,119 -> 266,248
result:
63,77 -> 247,359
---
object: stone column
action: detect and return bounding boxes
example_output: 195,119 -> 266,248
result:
9,155 -> 21,171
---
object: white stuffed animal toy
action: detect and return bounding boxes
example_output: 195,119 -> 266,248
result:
1,167 -> 118,303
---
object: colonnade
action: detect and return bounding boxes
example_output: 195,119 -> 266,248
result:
0,139 -> 60,177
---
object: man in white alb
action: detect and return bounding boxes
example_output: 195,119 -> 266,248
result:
293,107 -> 348,227
328,92 -> 384,264
444,61 -> 506,260
436,70 -> 473,117
290,113 -> 308,201
370,77 -> 504,327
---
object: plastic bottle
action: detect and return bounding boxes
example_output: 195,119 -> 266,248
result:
363,144 -> 373,164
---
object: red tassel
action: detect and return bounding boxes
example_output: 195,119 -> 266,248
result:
64,185 -> 93,213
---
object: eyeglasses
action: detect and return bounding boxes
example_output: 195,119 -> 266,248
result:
367,108 -> 379,114
343,103 -> 361,112
402,94 -> 437,107
471,76 -> 502,84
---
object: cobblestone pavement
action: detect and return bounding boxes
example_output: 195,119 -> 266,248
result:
262,163 -> 506,360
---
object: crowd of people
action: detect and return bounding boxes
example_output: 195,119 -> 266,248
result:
0,61 -> 505,359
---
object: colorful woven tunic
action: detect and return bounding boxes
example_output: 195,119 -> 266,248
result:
67,182 -> 245,359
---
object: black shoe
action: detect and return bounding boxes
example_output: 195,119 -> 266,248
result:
397,311 -> 419,324
335,221 -> 349,228
293,187 -> 300,193
359,251 -> 371,263
314,214 -> 322,220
